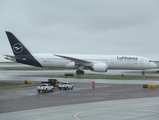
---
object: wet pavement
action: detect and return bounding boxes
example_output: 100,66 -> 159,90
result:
0,97 -> 159,120
0,69 -> 159,119
0,83 -> 159,113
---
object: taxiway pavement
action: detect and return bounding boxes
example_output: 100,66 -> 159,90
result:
0,70 -> 159,120
0,97 -> 158,120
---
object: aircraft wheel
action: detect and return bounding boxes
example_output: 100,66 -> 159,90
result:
142,70 -> 145,75
76,70 -> 84,75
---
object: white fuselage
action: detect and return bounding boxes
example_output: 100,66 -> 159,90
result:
5,31 -> 157,74
33,53 -> 157,70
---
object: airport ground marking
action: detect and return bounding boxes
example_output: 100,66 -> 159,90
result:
74,112 -> 83,120
37,114 -> 72,120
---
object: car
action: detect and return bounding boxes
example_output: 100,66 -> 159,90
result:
58,82 -> 73,90
37,83 -> 54,93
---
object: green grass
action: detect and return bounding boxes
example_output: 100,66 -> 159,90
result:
60,74 -> 159,80
0,74 -> 158,90
0,82 -> 36,90
0,67 -> 72,70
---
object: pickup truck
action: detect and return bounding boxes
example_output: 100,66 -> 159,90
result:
41,79 -> 60,87
59,82 -> 73,90
37,83 -> 54,93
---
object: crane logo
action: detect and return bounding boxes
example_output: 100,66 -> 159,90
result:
13,43 -> 23,53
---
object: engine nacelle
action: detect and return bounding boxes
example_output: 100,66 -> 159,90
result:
91,63 -> 108,72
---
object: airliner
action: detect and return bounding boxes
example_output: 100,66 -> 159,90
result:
4,31 -> 157,75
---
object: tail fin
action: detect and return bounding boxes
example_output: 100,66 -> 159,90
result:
5,31 -> 31,55
5,31 -> 42,67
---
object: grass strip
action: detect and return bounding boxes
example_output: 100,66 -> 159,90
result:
58,74 -> 159,80
0,67 -> 72,70
0,82 -> 36,90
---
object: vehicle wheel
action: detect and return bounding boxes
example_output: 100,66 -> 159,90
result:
38,90 -> 40,93
71,87 -> 73,90
60,88 -> 62,90
45,89 -> 47,92
51,88 -> 53,92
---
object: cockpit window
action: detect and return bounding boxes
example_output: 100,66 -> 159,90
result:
149,60 -> 152,62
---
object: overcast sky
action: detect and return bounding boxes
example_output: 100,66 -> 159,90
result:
0,0 -> 159,61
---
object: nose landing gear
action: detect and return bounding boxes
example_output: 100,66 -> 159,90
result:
142,70 -> 146,75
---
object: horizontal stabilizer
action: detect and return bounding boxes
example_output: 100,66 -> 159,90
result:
4,54 -> 17,62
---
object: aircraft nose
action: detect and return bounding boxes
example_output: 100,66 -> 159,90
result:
152,62 -> 157,68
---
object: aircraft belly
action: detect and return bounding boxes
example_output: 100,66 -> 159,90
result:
39,60 -> 73,68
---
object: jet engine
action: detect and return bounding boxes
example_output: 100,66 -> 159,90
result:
91,63 -> 108,72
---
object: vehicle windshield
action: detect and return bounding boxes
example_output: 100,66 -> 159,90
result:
61,83 -> 67,84
41,84 -> 47,86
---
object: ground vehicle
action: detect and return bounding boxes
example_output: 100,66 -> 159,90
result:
41,79 -> 60,87
59,82 -> 73,90
37,83 -> 54,93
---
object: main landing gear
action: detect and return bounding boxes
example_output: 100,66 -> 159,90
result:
76,65 -> 85,75
76,70 -> 84,75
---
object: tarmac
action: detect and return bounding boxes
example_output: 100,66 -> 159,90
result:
0,97 -> 158,120
0,69 -> 159,120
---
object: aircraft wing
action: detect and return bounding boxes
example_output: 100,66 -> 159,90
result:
54,54 -> 93,66
152,60 -> 159,63
152,60 -> 159,67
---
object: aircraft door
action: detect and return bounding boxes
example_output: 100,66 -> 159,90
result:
111,58 -> 115,64
140,58 -> 144,65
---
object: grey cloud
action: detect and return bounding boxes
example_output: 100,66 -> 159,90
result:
0,0 -> 159,61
